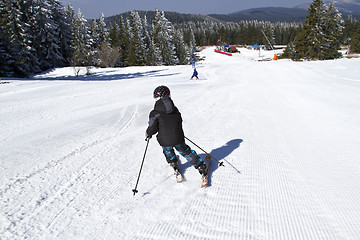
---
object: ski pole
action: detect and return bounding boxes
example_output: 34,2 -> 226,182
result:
184,136 -> 224,167
132,138 -> 150,195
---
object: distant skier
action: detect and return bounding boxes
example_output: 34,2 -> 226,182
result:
145,86 -> 208,181
191,56 -> 197,68
293,50 -> 297,61
191,68 -> 199,80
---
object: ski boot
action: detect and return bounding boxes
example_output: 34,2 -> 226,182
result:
169,159 -> 183,183
196,156 -> 211,187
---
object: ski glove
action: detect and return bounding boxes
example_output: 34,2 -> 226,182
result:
145,132 -> 152,141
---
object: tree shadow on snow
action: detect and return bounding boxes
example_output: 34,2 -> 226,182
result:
31,68 -> 180,81
198,139 -> 243,187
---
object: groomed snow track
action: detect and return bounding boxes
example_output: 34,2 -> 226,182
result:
1,47 -> 360,239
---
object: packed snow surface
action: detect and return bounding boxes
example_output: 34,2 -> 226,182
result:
1,47 -> 360,239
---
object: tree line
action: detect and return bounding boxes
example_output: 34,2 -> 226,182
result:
108,9 -> 196,67
103,14 -> 302,67
177,21 -> 302,47
1,0 -> 72,77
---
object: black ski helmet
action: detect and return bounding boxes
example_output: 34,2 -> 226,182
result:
153,86 -> 170,98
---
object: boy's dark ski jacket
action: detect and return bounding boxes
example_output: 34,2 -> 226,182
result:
146,96 -> 185,147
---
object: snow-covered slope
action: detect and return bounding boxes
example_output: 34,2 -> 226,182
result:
1,48 -> 360,239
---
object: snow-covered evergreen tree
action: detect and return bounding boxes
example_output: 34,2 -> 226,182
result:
70,8 -> 93,66
1,0 -> 34,76
140,15 -> 158,66
146,39 -> 162,66
20,0 -> 42,74
295,0 -> 328,59
90,13 -> 108,52
127,11 -> 146,66
322,1 -> 343,59
98,13 -> 108,44
173,29 -> 189,65
34,0 -> 64,69
0,0 -> 15,76
45,0 -> 71,66
152,9 -> 178,65
294,0 -> 343,60
0,0 -> 85,75
142,15 -> 151,50
56,1 -> 72,65
189,27 -> 197,57
118,16 -> 131,66
109,22 -> 120,48
90,19 -> 100,50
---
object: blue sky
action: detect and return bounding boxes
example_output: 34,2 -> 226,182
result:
59,0 -> 312,19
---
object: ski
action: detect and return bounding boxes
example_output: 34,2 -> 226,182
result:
201,155 -> 211,188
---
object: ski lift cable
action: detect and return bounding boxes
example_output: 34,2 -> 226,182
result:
261,30 -> 275,53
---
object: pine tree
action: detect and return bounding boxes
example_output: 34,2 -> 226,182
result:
90,13 -> 109,52
152,9 -> 178,65
295,0 -> 328,59
90,19 -> 100,50
350,20 -> 360,53
0,0 -> 15,76
56,1 -> 72,65
173,29 -> 188,65
343,15 -> 356,46
109,22 -> 119,48
141,15 -> 151,49
142,15 -> 159,66
33,0 -> 65,69
188,27 -> 197,57
98,13 -> 108,44
322,1 -> 343,59
146,39 -> 162,66
117,16 -> 131,66
70,8 -> 93,66
2,0 -> 31,76
294,0 -> 343,60
0,34 -> 13,77
45,0 -> 71,67
20,0 -> 41,74
127,11 -> 146,66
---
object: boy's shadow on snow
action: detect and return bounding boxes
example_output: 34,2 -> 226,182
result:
179,139 -> 243,187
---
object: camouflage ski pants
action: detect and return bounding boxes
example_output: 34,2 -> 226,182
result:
162,142 -> 203,167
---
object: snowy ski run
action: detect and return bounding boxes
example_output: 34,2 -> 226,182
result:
1,47 -> 360,239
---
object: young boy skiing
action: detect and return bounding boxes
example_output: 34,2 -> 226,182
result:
191,68 -> 199,80
146,86 -> 208,184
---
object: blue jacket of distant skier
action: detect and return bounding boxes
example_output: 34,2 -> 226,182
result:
191,69 -> 198,78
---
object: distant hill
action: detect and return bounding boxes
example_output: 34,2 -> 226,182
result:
209,7 -> 308,23
209,0 -> 360,23
104,8 -> 306,25
296,0 -> 360,16
102,1 -> 360,26
104,10 -> 219,26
